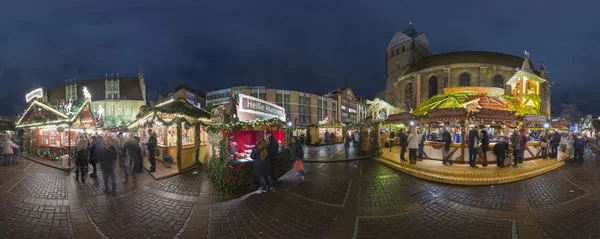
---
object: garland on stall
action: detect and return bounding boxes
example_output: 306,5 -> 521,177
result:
206,117 -> 291,135
36,146 -> 66,161
194,126 -> 201,165
176,120 -> 183,169
369,129 -> 381,157
28,129 -> 34,155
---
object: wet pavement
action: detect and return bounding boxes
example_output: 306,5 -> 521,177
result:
302,143 -> 368,162
1,150 -> 600,238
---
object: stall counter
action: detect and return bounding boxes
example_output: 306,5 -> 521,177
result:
423,141 -> 542,163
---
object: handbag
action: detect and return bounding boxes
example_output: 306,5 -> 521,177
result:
294,158 -> 304,171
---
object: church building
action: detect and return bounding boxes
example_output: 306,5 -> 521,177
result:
384,24 -> 550,115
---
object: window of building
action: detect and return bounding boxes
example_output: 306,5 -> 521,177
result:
127,106 -> 132,117
117,105 -> 122,116
186,92 -> 195,99
428,76 -> 438,98
196,102 -> 202,108
186,99 -> 194,105
341,105 -> 346,110
402,45 -> 405,52
395,49 -> 399,55
493,75 -> 504,88
396,62 -> 400,70
459,73 -> 470,86
403,82 -> 413,109
113,93 -> 118,99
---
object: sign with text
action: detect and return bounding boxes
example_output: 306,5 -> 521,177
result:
386,113 -> 413,121
477,109 -> 516,120
428,108 -> 465,119
238,94 -> 286,122
523,114 -> 547,123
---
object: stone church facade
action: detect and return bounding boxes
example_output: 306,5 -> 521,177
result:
384,25 -> 550,115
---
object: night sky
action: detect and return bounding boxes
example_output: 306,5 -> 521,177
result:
1,1 -> 598,115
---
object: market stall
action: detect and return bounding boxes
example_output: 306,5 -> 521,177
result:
128,98 -> 212,171
206,93 -> 292,194
16,88 -> 96,168
413,86 -> 548,163
307,122 -> 343,145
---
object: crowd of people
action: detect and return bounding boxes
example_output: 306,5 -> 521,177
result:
0,132 -> 20,166
71,129 -> 158,192
249,131 -> 280,193
385,127 -> 591,169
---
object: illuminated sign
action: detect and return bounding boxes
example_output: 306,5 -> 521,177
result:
428,108 -> 465,118
238,94 -> 286,122
26,88 -> 43,102
387,113 -> 413,121
477,109 -> 515,120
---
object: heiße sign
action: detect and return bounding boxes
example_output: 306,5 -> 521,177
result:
238,94 -> 286,122
477,108 -> 515,120
387,113 -> 413,121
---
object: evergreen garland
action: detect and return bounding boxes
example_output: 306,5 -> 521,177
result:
369,129 -> 381,157
176,120 -> 183,169
194,126 -> 201,165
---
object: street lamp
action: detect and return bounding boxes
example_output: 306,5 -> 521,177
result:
287,121 -> 292,127
410,121 -> 414,126
544,123 -> 549,129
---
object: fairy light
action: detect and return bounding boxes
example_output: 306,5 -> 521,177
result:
26,88 -> 43,102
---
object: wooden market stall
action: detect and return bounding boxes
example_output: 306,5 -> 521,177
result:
307,122 -> 343,145
128,98 -> 212,174
206,93 -> 292,194
16,88 -> 96,169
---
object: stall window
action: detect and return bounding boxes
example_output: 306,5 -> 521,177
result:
181,125 -> 195,146
153,125 -> 166,146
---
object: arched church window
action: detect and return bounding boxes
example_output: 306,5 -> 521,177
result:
428,76 -> 438,98
404,82 -> 413,109
459,73 -> 470,86
396,49 -> 399,55
402,45 -> 405,52
493,75 -> 504,88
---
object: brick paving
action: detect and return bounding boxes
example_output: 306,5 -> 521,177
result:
1,146 -> 600,238
302,144 -> 368,162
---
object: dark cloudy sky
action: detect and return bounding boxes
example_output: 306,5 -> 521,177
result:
1,0 -> 598,115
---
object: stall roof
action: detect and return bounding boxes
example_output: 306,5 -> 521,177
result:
15,98 -> 91,128
128,98 -> 211,129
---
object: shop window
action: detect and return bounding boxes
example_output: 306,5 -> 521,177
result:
459,73 -> 470,86
181,125 -> 195,146
186,92 -> 195,99
428,76 -> 438,98
493,75 -> 504,88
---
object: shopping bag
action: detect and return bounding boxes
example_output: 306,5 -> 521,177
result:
294,159 -> 304,171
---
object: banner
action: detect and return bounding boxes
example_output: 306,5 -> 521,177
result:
477,109 -> 515,120
428,108 -> 465,119
237,94 -> 286,122
386,113 -> 413,121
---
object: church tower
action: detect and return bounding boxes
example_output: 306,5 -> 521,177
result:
385,24 -> 433,92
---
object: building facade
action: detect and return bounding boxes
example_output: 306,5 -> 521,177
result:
206,86 -> 366,127
43,68 -> 147,127
158,84 -> 206,108
385,25 -> 551,116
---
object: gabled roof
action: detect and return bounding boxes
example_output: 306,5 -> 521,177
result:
506,58 -> 547,88
128,97 -> 211,129
16,98 -> 92,128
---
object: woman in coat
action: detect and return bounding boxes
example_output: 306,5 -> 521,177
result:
0,135 -> 18,167
75,139 -> 89,182
251,136 -> 271,192
480,130 -> 490,167
291,137 -> 305,179
407,128 -> 421,165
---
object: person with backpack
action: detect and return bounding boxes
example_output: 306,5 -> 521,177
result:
494,137 -> 509,168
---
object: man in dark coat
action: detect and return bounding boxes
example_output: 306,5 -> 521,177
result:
441,129 -> 452,165
266,131 -> 279,182
574,134 -> 586,165
398,129 -> 408,161
551,131 -> 561,158
467,128 -> 479,168
494,138 -> 508,168
147,129 -> 157,172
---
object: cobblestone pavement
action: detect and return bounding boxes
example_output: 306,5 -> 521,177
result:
4,150 -> 600,238
302,143 -> 368,162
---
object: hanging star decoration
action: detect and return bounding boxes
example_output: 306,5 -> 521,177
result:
463,98 -> 482,113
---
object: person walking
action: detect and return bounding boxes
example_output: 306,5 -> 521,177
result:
0,135 -> 18,167
88,136 -> 99,177
441,129 -> 452,165
467,128 -> 480,168
251,135 -> 272,193
398,128 -> 408,161
407,128 -> 421,165
100,136 -> 118,193
324,131 -> 330,148
147,129 -> 157,172
344,133 -> 352,157
10,133 -> 19,165
480,129 -> 490,167
389,129 -> 395,152
133,136 -> 144,172
291,137 -> 305,179
510,131 -> 522,168
418,128 -> 426,160
540,133 -> 549,159
351,132 -> 356,147
123,136 -> 140,180
551,131 -> 561,158
493,137 -> 509,168
574,134 -> 585,164
75,139 -> 89,182
566,133 -> 574,161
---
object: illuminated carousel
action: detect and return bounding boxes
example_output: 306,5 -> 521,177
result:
377,60 -> 564,185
